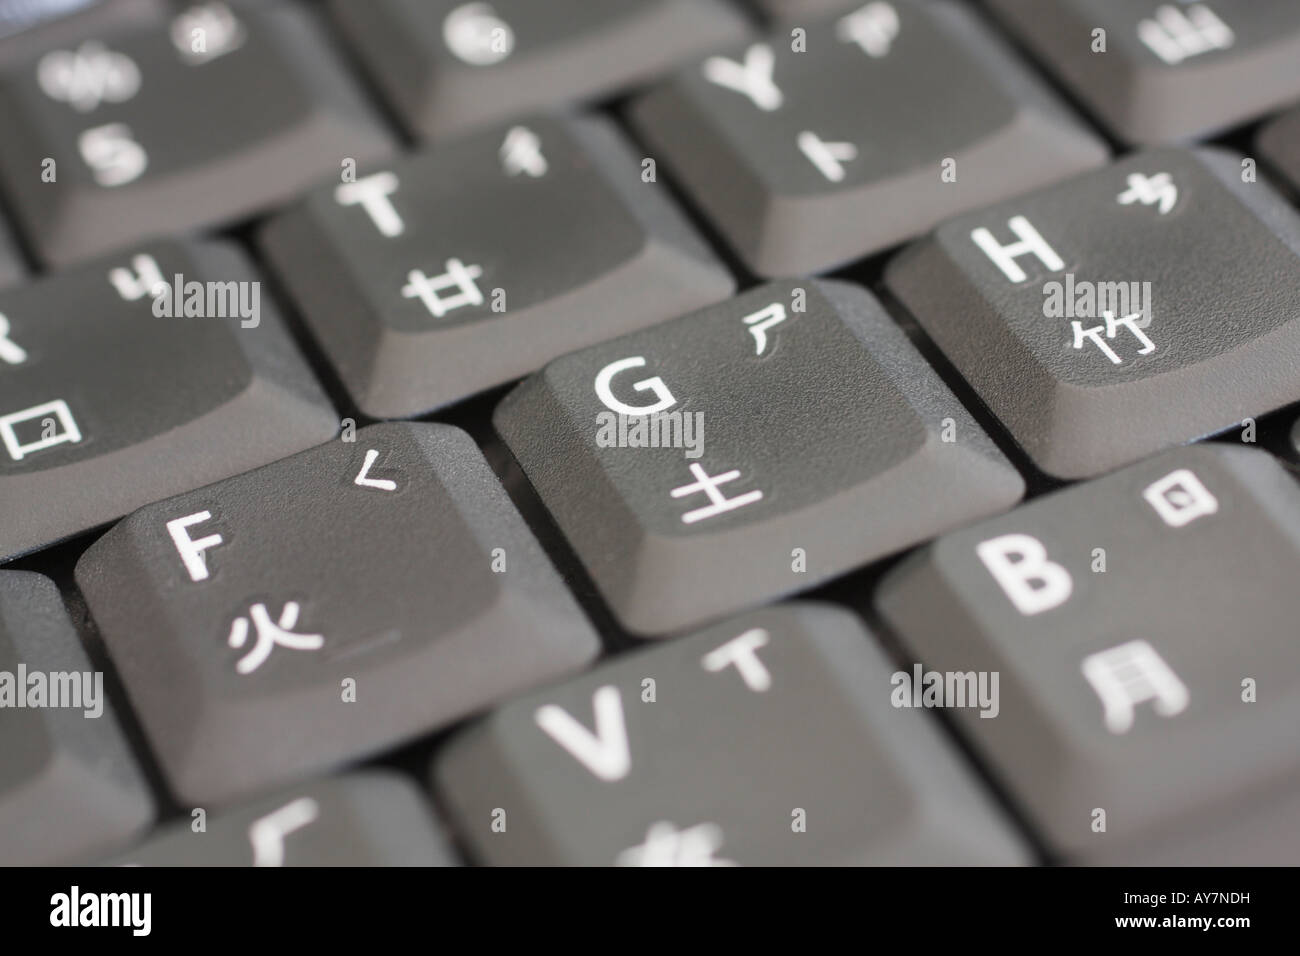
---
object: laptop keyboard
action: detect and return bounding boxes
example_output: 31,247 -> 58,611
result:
1,0 -> 1299,867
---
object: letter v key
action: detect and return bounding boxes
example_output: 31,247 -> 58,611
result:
534,685 -> 631,781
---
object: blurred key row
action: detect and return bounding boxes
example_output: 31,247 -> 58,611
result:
0,0 -> 1297,272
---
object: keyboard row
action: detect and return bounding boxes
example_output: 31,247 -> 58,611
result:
4,139 -> 1300,565
1,0 -> 1300,272
6,437 -> 1300,864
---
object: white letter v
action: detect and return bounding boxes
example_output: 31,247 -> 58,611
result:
534,685 -> 631,781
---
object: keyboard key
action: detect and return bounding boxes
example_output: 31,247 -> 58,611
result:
0,0 -> 395,266
260,113 -> 735,418
75,422 -> 600,806
0,240 -> 336,561
885,147 -> 1300,479
629,0 -> 1108,276
1259,105 -> 1300,195
985,0 -> 1300,144
0,571 -> 154,865
109,771 -> 457,866
876,445 -> 1300,863
495,279 -> 1023,634
327,0 -> 753,141
436,602 -> 1030,865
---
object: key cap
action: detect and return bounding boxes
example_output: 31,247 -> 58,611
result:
885,146 -> 1300,480
629,0 -> 1108,277
0,239 -> 336,561
327,0 -> 753,141
436,602 -> 1029,866
108,771 -> 457,866
495,279 -> 1024,635
260,113 -> 735,418
1259,106 -> 1300,196
75,422 -> 600,806
0,571 -> 154,865
985,0 -> 1300,145
876,444 -> 1300,863
0,0 -> 395,266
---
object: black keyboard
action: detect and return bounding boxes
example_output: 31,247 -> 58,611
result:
2,0 -> 1300,869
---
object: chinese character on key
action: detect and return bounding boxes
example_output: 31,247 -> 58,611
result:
0,399 -> 82,461
615,822 -> 738,867
401,258 -> 486,319
1072,310 -> 1156,365
670,462 -> 763,524
1081,639 -> 1189,734
227,601 -> 324,675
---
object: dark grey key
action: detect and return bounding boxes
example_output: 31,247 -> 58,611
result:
260,113 -> 735,418
0,239 -> 336,561
986,0 -> 1300,144
0,0 -> 395,266
495,279 -> 1023,635
436,602 -> 1029,866
876,444 -> 1300,863
75,422 -> 600,806
886,146 -> 1300,479
0,213 -> 22,287
629,0 -> 1108,276
0,571 -> 154,865
1259,106 -> 1300,196
328,0 -> 752,141
109,771 -> 457,866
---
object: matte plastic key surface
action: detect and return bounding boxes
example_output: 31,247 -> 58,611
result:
75,422 -> 600,806
435,602 -> 1030,866
886,146 -> 1300,479
327,0 -> 753,141
108,771 -> 457,866
630,0 -> 1108,276
260,113 -> 735,418
986,0 -> 1300,145
876,444 -> 1300,863
0,571 -> 154,865
0,0 -> 395,265
495,279 -> 1023,635
0,239 -> 336,562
